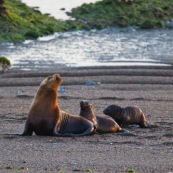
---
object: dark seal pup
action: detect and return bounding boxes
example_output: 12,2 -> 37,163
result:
21,74 -> 94,137
79,100 -> 123,133
103,104 -> 148,128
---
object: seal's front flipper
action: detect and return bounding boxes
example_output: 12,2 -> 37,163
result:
21,119 -> 33,136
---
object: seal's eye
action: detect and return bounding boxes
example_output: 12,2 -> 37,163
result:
47,76 -> 53,80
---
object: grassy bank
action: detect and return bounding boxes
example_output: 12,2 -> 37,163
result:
69,0 -> 173,29
0,0 -> 75,42
0,0 -> 173,42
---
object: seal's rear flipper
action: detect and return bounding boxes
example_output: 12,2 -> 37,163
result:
146,123 -> 158,128
139,122 -> 158,128
53,132 -> 94,137
54,125 -> 95,137
139,124 -> 149,128
21,120 -> 33,136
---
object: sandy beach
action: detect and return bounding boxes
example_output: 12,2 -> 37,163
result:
0,66 -> 173,173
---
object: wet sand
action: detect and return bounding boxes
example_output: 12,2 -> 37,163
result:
0,66 -> 173,173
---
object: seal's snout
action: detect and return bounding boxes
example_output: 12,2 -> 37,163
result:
103,108 -> 108,115
55,73 -> 61,78
53,73 -> 62,82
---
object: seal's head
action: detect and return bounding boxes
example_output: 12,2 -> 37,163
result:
35,73 -> 62,102
41,73 -> 62,89
103,104 -> 121,116
80,100 -> 92,109
80,100 -> 97,128
80,100 -> 93,117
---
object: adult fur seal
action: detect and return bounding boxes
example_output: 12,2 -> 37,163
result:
21,74 -> 94,137
103,104 -> 148,128
58,110 -> 94,136
79,100 -> 123,133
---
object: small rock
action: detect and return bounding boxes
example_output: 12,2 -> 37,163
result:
86,80 -> 101,86
60,8 -> 65,11
58,86 -> 66,93
6,166 -> 12,169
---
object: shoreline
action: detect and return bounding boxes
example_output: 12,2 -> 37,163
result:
1,28 -> 173,69
1,0 -> 173,42
21,0 -> 101,20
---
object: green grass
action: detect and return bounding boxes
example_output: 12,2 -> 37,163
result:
0,0 -> 72,42
0,0 -> 173,42
0,56 -> 11,66
69,0 -> 173,29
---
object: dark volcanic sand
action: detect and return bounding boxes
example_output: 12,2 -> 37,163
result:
0,66 -> 173,173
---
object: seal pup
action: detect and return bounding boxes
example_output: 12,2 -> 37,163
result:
21,74 -> 94,137
103,104 -> 148,128
79,100 -> 123,133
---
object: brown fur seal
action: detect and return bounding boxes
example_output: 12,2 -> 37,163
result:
79,100 -> 123,133
58,110 -> 94,136
21,74 -> 94,137
103,104 -> 148,128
